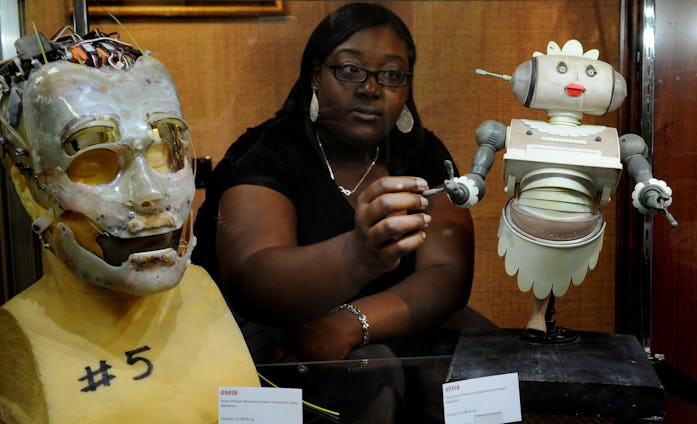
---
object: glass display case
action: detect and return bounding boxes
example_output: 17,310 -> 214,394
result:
1,1 -> 695,422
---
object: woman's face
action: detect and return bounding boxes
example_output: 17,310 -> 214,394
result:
313,25 -> 410,148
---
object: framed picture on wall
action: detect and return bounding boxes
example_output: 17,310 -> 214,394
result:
67,0 -> 285,18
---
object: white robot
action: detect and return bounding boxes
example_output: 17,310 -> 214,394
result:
434,39 -> 676,338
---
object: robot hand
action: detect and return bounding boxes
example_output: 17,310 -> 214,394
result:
422,160 -> 484,208
632,178 -> 678,227
444,174 -> 482,208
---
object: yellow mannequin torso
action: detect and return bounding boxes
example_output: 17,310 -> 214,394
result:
0,254 -> 259,424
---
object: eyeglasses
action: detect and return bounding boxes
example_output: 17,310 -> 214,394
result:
324,63 -> 413,87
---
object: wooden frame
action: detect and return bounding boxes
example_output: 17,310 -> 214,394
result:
68,1 -> 285,18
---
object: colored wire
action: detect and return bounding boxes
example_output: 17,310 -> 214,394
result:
101,8 -> 145,54
25,3 -> 48,64
257,372 -> 340,419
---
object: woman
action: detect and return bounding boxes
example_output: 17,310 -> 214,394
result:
193,2 -> 476,364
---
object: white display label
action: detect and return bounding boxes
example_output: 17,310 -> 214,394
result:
442,372 -> 522,424
218,386 -> 302,423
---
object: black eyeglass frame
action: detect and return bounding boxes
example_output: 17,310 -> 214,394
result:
323,63 -> 413,87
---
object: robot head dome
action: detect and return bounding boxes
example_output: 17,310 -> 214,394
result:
0,29 -> 196,295
510,39 -> 627,116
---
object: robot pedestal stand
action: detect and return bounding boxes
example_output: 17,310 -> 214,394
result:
520,295 -> 578,344
446,307 -> 665,421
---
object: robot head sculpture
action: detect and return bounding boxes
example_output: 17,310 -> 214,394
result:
482,39 -> 627,123
0,30 -> 196,295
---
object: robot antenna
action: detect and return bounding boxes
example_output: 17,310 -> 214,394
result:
475,68 -> 511,81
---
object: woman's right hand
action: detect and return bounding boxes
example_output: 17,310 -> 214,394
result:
348,176 -> 432,277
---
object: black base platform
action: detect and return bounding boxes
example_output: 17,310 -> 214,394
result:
446,329 -> 665,421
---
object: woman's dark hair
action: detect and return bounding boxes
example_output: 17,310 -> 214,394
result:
278,2 -> 421,133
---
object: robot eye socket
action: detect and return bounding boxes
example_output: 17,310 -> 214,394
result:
147,118 -> 189,173
556,61 -> 568,74
585,65 -> 597,77
145,139 -> 184,173
67,148 -> 119,185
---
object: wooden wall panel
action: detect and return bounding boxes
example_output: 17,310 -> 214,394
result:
20,0 -> 620,330
651,0 -> 697,382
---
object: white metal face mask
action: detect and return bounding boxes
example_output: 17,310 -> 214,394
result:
17,54 -> 196,295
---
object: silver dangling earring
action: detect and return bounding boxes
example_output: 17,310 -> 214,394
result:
396,105 -> 414,133
310,86 -> 319,122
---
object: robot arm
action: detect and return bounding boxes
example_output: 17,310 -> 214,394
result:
620,134 -> 678,227
425,120 -> 507,208
472,120 -> 508,177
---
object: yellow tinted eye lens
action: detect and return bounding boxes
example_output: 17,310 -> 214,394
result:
67,149 -> 119,184
145,142 -> 173,173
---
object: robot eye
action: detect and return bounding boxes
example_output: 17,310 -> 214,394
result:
145,139 -> 183,173
585,65 -> 597,77
67,148 -> 119,185
146,114 -> 190,173
556,61 -> 568,74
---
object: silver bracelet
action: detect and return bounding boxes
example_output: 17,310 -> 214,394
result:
337,303 -> 370,347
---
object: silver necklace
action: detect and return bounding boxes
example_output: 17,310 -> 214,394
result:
315,132 -> 379,196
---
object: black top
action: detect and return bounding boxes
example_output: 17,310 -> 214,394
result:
192,113 -> 457,361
